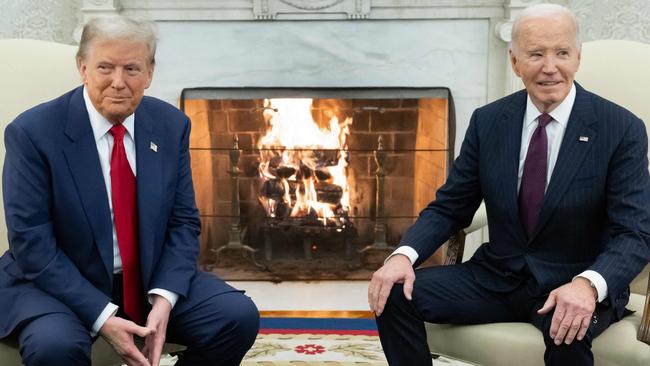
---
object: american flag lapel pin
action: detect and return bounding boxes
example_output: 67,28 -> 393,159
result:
579,136 -> 589,142
150,142 -> 158,152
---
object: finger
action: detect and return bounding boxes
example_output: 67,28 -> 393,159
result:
553,313 -> 574,346
375,280 -> 394,316
368,281 -> 378,312
548,306 -> 565,339
128,322 -> 155,338
563,315 -> 584,345
142,341 -> 151,361
576,315 -> 592,341
123,346 -> 152,366
150,336 -> 165,366
537,294 -> 557,315
402,273 -> 415,301
371,280 -> 384,314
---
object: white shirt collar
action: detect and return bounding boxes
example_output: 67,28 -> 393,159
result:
524,82 -> 576,128
83,87 -> 135,141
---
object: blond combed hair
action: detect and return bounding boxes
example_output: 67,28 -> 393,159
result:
77,16 -> 158,64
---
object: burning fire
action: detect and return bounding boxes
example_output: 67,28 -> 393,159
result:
257,98 -> 352,226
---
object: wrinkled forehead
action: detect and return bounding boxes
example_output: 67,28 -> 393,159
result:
513,14 -> 579,51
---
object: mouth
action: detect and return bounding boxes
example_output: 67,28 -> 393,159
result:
537,81 -> 562,87
106,96 -> 130,102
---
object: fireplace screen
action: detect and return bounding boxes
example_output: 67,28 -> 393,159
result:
181,88 -> 454,280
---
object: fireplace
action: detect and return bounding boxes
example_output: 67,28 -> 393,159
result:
80,0 -> 519,278
182,87 -> 453,279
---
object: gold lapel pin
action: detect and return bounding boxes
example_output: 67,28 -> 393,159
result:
150,142 -> 158,152
579,136 -> 589,142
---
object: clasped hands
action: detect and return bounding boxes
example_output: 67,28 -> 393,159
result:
99,295 -> 172,366
368,255 -> 597,346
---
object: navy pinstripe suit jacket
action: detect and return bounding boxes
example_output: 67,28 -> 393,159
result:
401,83 -> 650,319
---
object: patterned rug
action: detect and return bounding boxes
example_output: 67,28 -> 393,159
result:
158,312 -> 472,365
243,317 -> 386,365
240,313 -> 472,366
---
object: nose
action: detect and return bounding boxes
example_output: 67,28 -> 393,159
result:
541,55 -> 558,74
111,68 -> 126,89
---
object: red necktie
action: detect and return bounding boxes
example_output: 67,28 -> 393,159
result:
109,124 -> 145,325
519,113 -> 552,237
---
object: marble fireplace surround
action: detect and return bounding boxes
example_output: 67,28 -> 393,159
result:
79,0 -> 547,153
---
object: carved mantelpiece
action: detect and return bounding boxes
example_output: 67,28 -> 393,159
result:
253,0 -> 371,20
96,0 -> 508,20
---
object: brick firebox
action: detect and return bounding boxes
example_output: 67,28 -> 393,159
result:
182,88 -> 454,273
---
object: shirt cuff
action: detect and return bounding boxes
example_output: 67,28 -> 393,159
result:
576,270 -> 608,303
386,246 -> 419,266
148,288 -> 179,308
91,302 -> 119,336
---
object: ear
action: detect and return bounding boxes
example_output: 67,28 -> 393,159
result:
144,62 -> 155,89
509,48 -> 522,77
77,57 -> 88,84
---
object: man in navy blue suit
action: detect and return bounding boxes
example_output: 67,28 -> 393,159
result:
369,4 -> 650,366
0,16 -> 259,366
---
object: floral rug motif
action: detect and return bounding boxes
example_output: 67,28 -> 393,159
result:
243,317 -> 386,364
243,333 -> 387,364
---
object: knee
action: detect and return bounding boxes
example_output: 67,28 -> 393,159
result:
541,323 -> 594,361
383,283 -> 411,313
223,294 -> 260,347
199,293 -> 259,351
20,330 -> 90,366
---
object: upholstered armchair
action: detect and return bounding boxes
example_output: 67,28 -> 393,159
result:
426,40 -> 650,366
0,39 -> 183,366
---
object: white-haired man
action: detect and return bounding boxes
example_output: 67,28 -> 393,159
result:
0,16 -> 259,366
369,4 -> 650,365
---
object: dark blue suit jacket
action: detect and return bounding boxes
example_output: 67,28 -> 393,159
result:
0,86 -> 232,337
401,83 -> 650,319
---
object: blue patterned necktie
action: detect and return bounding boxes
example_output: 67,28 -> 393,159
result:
519,113 -> 552,237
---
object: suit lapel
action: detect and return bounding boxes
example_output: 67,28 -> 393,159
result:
134,103 -> 163,288
62,88 -> 114,280
531,84 -> 597,239
499,91 -> 529,243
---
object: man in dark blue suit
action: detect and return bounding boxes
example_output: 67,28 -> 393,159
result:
369,4 -> 650,366
0,16 -> 259,366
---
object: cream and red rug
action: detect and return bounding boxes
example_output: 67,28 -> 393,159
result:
240,311 -> 471,366
157,311 -> 470,365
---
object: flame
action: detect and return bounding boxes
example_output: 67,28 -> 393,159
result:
258,98 -> 352,225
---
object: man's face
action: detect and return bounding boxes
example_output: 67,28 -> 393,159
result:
78,38 -> 154,124
510,14 -> 581,113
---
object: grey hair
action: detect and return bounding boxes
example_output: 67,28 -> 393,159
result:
77,16 -> 158,64
510,3 -> 581,52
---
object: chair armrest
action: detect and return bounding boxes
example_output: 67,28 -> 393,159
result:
639,269 -> 650,345
463,202 -> 487,235
443,203 -> 487,265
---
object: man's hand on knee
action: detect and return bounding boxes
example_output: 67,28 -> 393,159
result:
537,278 -> 597,346
100,315 -> 154,366
143,295 -> 172,366
368,254 -> 415,317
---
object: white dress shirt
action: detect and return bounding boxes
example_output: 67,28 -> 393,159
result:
391,83 -> 608,303
83,88 -> 179,334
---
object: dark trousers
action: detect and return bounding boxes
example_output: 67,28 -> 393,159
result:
376,263 -> 616,366
16,273 -> 259,366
